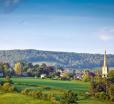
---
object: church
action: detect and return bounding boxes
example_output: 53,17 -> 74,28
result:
102,50 -> 109,78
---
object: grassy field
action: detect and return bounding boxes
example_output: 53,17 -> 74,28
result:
11,78 -> 89,93
0,93 -> 51,104
0,78 -> 114,104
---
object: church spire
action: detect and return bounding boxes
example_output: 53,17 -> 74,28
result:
102,50 -> 108,78
104,50 -> 107,66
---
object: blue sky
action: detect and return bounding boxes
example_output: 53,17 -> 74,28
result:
0,0 -> 114,54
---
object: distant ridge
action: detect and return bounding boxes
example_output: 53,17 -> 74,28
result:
0,49 -> 114,69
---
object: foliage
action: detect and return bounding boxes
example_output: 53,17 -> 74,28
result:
21,88 -> 32,95
95,92 -> 108,100
109,70 -> 114,83
14,62 -> 23,75
83,74 -> 90,82
3,76 -> 13,84
0,63 -> 12,77
61,73 -> 71,80
109,84 -> 114,101
60,90 -> 78,104
1,82 -> 16,92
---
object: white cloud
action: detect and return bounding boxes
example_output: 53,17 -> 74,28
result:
98,27 -> 114,41
100,34 -> 112,41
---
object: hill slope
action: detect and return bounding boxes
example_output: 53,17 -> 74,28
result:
0,49 -> 114,69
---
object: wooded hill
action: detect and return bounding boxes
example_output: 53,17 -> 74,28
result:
0,49 -> 114,69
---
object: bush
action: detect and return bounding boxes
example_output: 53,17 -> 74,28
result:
21,88 -> 32,95
42,94 -> 49,100
3,76 -> 13,84
43,86 -> 52,90
21,89 -> 43,99
61,90 -> 78,104
1,82 -> 16,92
21,88 -> 60,103
109,84 -> 114,101
95,92 -> 100,98
31,91 -> 43,98
2,83 -> 11,91
95,92 -> 108,100
8,86 -> 17,92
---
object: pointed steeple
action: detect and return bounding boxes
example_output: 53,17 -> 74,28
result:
104,50 -> 107,66
102,50 -> 109,78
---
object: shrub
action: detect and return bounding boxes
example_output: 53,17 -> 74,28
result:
99,92 -> 107,100
42,94 -> 48,100
21,89 -> 43,99
95,92 -> 108,100
95,92 -> 100,98
109,84 -> 114,101
60,90 -> 78,104
21,88 -> 32,95
8,86 -> 17,92
1,82 -> 16,92
43,86 -> 52,90
3,76 -> 13,84
31,91 -> 43,98
2,83 -> 11,91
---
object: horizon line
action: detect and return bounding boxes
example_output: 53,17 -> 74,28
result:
0,48 -> 113,55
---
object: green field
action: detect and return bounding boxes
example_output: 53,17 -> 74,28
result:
0,78 -> 114,104
0,93 -> 51,104
11,78 -> 89,93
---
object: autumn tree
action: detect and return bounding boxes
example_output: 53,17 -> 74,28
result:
14,62 -> 23,75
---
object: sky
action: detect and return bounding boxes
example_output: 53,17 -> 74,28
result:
0,0 -> 114,54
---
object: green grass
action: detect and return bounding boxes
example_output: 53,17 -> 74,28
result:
1,78 -> 114,104
0,93 -> 51,104
11,78 -> 89,93
79,97 -> 114,104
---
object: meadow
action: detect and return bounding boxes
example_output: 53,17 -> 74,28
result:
12,78 -> 89,93
0,78 -> 114,104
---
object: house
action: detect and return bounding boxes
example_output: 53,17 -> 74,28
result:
40,74 -> 46,79
74,72 -> 83,80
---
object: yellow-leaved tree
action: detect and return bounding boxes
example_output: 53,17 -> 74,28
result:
14,62 -> 23,75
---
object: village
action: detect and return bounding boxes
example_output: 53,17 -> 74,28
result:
0,50 -> 110,82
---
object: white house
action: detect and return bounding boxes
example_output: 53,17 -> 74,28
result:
40,74 -> 46,79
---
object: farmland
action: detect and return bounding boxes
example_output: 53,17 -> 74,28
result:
11,78 -> 89,93
0,78 -> 114,104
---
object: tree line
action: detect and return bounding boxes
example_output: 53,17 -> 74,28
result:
0,62 -> 64,78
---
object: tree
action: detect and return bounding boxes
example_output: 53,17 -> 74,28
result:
14,62 -> 23,75
0,63 -> 12,77
61,90 -> 78,104
109,84 -> 114,101
90,78 -> 96,95
82,73 -> 90,82
61,73 -> 70,80
109,70 -> 114,83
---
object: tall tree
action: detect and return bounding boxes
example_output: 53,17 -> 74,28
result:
14,62 -> 23,75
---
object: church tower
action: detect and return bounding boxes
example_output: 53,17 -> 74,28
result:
102,50 -> 109,78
